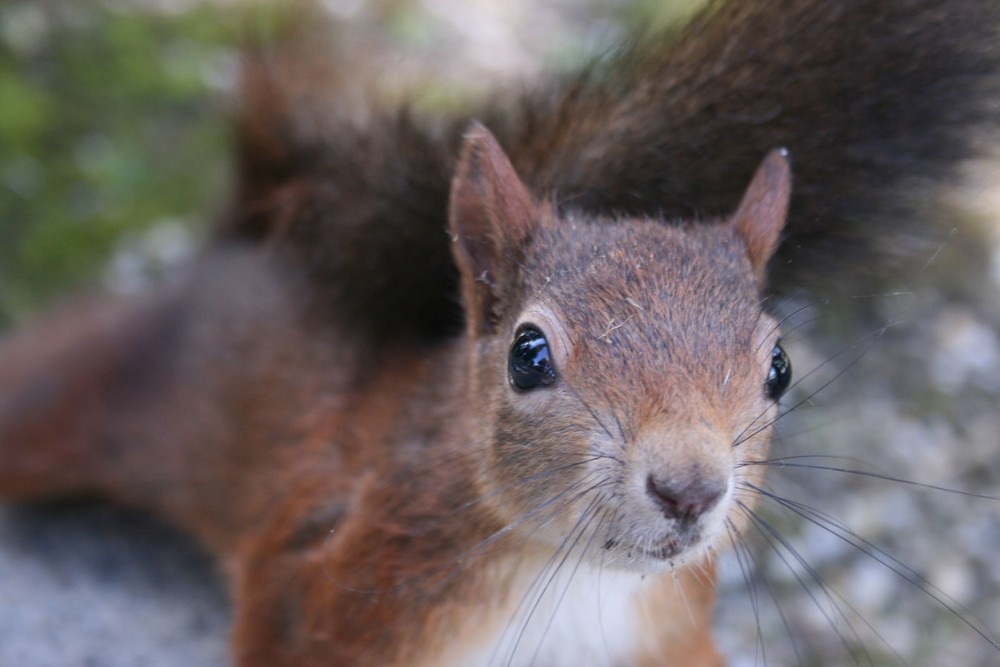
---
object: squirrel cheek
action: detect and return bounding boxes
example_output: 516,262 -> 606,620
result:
729,401 -> 776,471
488,400 -> 591,527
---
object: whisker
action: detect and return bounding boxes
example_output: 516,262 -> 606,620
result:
566,384 -> 619,446
321,474 -> 603,595
766,417 -> 846,443
467,475 -> 607,562
757,300 -> 826,352
497,488 -> 608,666
736,499 -> 878,666
746,482 -> 1000,652
442,454 -> 609,517
527,502 -> 608,666
725,521 -> 767,666
775,313 -> 829,345
734,326 -> 889,448
741,460 -> 1000,501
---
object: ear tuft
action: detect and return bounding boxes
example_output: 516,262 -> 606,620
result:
448,123 -> 537,335
730,149 -> 792,282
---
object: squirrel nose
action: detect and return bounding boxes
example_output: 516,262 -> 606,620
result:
646,474 -> 726,522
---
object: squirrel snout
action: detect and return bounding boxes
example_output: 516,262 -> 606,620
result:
645,475 -> 726,523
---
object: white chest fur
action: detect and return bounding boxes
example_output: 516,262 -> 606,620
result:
449,560 -> 650,667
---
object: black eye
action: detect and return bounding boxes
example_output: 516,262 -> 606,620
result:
765,343 -> 792,400
509,327 -> 557,391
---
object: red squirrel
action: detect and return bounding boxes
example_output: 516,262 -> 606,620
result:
0,122 -> 790,667
1,0 -> 999,665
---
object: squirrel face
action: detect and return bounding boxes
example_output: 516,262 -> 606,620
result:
449,124 -> 791,573
483,220 -> 785,572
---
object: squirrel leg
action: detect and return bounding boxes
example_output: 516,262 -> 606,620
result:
0,293 -> 183,502
230,480 -> 414,667
0,249 -> 342,553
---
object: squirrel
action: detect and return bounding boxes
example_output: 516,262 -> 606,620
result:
0,0 -> 998,665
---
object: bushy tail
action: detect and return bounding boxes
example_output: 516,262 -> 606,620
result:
491,0 -> 1000,293
223,0 -> 1000,339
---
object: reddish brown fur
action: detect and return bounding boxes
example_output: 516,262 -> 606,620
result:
2,0 -> 998,663
0,127 -> 786,665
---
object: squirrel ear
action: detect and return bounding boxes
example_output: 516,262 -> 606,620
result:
448,122 -> 537,335
730,149 -> 792,281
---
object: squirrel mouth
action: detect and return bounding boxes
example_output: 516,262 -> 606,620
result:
638,529 -> 703,561
640,542 -> 681,560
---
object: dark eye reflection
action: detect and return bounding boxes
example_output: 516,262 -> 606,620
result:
766,343 -> 792,400
509,326 -> 557,391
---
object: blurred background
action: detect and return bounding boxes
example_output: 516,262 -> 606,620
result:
0,1 -> 997,665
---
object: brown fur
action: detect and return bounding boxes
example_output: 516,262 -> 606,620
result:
0,124 -> 787,664
1,0 -> 999,664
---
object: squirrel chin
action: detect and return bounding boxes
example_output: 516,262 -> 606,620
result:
541,481 -> 735,577
598,539 -> 718,578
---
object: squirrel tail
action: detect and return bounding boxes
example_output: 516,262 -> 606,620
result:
490,0 -> 1000,295
224,0 -> 1000,338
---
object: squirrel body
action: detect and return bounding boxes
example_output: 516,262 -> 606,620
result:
0,127 -> 786,665
1,0 -> 999,664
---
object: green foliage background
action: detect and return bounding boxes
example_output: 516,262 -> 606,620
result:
0,1 -> 237,325
0,0 -> 703,327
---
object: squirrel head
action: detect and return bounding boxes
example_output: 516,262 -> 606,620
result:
449,124 -> 791,572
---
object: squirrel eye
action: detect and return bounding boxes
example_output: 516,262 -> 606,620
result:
765,343 -> 792,400
509,327 -> 557,391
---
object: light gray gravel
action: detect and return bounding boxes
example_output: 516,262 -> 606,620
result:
0,504 -> 230,667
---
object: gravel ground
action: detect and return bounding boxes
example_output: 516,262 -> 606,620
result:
0,504 -> 230,667
1,2 -> 998,666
